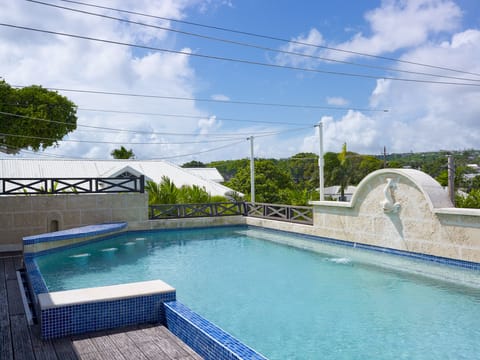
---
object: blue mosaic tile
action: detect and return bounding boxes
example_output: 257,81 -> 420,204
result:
164,301 -> 268,360
23,222 -> 127,245
41,292 -> 176,339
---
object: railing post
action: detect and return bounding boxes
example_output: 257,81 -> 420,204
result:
139,175 -> 145,193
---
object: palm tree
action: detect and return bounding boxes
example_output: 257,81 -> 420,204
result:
330,143 -> 352,201
111,146 -> 135,159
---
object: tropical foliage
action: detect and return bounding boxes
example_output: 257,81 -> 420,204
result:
111,146 -> 135,159
0,79 -> 77,153
146,176 -> 227,205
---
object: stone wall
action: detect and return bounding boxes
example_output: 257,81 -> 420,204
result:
0,193 -> 148,252
308,169 -> 480,263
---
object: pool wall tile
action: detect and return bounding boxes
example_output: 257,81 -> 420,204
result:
164,301 -> 268,360
23,222 -> 128,254
40,292 -> 176,339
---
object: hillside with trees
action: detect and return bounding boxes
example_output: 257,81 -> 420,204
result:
182,149 -> 480,208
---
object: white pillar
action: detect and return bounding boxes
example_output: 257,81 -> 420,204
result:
317,122 -> 324,201
249,136 -> 255,203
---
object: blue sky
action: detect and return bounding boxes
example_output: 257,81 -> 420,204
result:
0,0 -> 479,163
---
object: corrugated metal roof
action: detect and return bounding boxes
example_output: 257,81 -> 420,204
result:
184,168 -> 224,183
0,159 -> 240,197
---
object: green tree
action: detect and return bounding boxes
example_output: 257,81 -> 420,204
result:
226,159 -> 295,203
0,80 -> 77,153
323,152 -> 341,187
209,159 -> 250,181
456,189 -> 480,209
111,146 -> 135,159
330,143 -> 353,201
182,160 -> 206,168
287,152 -> 319,190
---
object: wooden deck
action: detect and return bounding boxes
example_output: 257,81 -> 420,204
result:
0,255 -> 202,360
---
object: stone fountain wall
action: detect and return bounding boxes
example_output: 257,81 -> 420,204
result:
309,169 -> 480,263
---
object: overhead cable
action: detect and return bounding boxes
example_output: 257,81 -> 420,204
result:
0,111 -> 294,138
55,0 -> 480,77
2,23 -> 478,87
26,0 -> 480,83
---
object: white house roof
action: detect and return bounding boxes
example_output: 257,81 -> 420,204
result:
0,159 -> 239,197
184,168 -> 224,183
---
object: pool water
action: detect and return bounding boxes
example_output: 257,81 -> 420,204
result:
36,227 -> 480,360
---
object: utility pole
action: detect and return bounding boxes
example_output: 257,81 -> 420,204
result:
315,121 -> 324,201
447,155 -> 455,205
383,146 -> 387,168
248,136 -> 255,203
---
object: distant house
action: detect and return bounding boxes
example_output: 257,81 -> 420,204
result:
323,185 -> 357,201
0,159 -> 239,197
464,164 -> 480,182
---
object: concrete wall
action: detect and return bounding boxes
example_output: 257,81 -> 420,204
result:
129,215 -> 246,231
308,169 -> 480,263
0,193 -> 148,252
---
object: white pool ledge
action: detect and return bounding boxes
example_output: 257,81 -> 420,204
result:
38,279 -> 175,310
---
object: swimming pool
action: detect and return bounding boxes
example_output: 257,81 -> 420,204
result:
35,226 -> 480,359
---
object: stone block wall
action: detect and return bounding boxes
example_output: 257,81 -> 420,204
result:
0,193 -> 148,252
309,169 -> 480,263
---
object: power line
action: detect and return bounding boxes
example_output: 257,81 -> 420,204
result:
1,103 -> 366,124
0,131 -> 245,145
77,108 -> 306,126
9,85 -> 389,111
2,23 -> 478,87
0,111 -> 294,138
26,0 -> 480,84
7,138 -> 248,161
149,139 -> 247,161
55,0 -> 480,77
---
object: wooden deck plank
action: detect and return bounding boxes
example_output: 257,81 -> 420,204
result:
125,326 -> 154,344
10,314 -> 36,360
52,338 -> 80,360
7,278 -> 25,315
134,340 -> 171,360
0,259 -> 14,360
107,328 -> 139,350
29,325 -> 60,360
89,331 -> 120,353
71,336 -> 97,356
115,344 -> 150,360
154,326 -> 201,359
3,257 -> 17,281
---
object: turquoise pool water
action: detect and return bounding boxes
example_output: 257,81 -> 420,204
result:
36,226 -> 480,360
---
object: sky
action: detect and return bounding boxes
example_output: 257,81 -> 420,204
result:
0,0 -> 479,164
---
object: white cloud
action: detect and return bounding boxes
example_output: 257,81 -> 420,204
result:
198,115 -> 222,135
0,0 -> 214,161
275,1 -> 462,66
275,28 -> 325,68
338,0 -> 461,56
326,97 -> 349,106
210,94 -> 231,101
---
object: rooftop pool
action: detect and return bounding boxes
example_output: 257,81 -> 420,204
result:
34,226 -> 480,359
